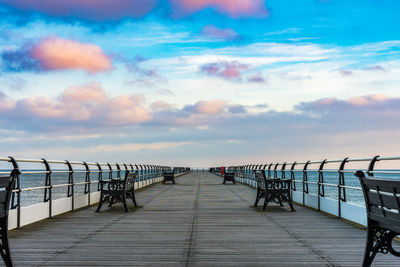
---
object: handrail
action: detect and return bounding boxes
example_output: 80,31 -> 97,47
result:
227,155 -> 400,224
0,156 -> 189,229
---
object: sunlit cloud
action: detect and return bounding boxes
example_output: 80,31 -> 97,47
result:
0,91 -> 16,112
170,0 -> 269,18
7,82 -> 152,126
193,99 -> 227,114
200,25 -> 241,41
247,72 -> 265,83
1,37 -> 112,74
200,61 -> 248,81
31,37 -> 112,73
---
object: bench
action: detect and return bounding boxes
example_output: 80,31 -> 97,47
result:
96,171 -> 137,212
354,171 -> 400,267
0,169 -> 19,267
253,171 -> 295,211
162,171 -> 175,184
223,172 -> 236,184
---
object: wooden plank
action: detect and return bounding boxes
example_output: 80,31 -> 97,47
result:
8,172 -> 400,266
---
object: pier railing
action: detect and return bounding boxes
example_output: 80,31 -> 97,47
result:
0,157 -> 189,230
227,155 -> 400,226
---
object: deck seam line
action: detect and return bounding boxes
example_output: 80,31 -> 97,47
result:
185,173 -> 201,267
36,215 -> 125,267
219,175 -> 339,267
36,183 -> 173,267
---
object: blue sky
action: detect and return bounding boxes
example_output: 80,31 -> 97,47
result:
0,0 -> 399,166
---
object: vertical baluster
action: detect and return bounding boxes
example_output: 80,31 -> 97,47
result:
42,158 -> 52,218
290,162 -> 297,191
107,163 -> 112,180
317,160 -> 327,211
302,161 -> 310,206
83,162 -> 90,207
96,162 -> 102,191
9,157 -> 21,228
66,160 -> 74,211
338,157 -> 348,218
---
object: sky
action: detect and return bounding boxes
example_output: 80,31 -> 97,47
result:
0,0 -> 399,167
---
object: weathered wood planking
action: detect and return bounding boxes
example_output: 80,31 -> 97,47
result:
8,172 -> 400,266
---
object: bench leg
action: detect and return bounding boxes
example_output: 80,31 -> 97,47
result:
362,226 -> 399,267
0,220 -> 13,267
122,195 -> 129,212
130,190 -> 138,207
287,199 -> 295,212
96,192 -> 105,212
262,197 -> 269,211
254,189 -> 261,207
362,226 -> 380,267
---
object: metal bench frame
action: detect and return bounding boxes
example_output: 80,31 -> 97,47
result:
162,172 -> 175,184
96,171 -> 137,212
253,171 -> 295,211
223,173 -> 236,184
355,170 -> 400,267
0,169 -> 19,267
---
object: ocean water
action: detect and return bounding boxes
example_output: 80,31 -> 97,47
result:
5,170 -> 146,207
3,169 -> 400,207
248,169 -> 400,206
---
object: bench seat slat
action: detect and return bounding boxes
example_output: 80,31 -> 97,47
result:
363,178 -> 400,192
367,191 -> 400,211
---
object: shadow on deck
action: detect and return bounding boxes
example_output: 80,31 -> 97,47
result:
9,172 -> 399,266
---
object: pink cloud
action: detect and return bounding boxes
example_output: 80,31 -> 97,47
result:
0,0 -> 156,21
151,101 -> 173,111
170,0 -> 269,18
0,92 -> 16,112
18,82 -> 152,125
247,72 -> 265,83
30,37 -> 112,73
200,61 -> 248,80
298,94 -> 393,113
62,83 -> 107,102
348,94 -> 388,107
201,25 -> 240,40
194,99 -> 227,114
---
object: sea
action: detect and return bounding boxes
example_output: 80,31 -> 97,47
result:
3,169 -> 399,207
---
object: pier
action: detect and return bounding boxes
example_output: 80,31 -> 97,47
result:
8,171 -> 399,266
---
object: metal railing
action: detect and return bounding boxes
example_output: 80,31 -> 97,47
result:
227,155 -> 400,225
0,156 -> 189,229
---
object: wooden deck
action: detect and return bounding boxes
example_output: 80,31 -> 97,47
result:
9,172 -> 400,266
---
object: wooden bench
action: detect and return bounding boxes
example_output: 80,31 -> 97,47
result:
96,171 -> 137,212
253,171 -> 295,211
223,172 -> 236,184
355,171 -> 400,267
0,169 -> 19,267
162,171 -> 175,184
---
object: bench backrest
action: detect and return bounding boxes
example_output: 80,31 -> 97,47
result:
355,170 -> 400,232
255,171 -> 266,191
0,170 -> 18,219
124,172 -> 136,192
